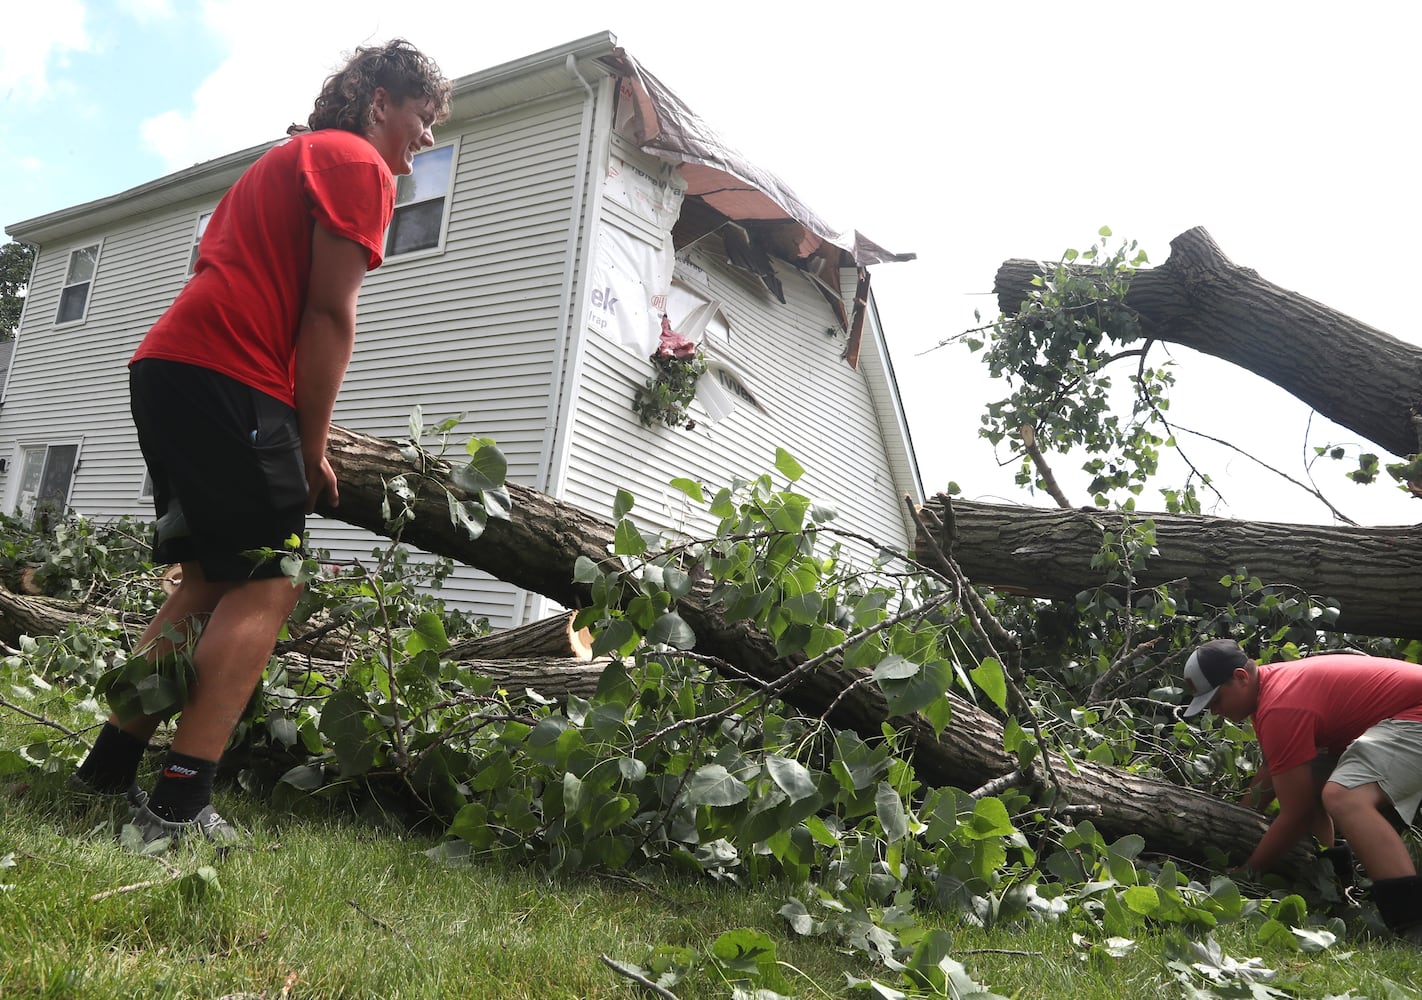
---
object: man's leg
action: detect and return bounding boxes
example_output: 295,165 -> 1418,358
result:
144,574 -> 302,824
73,561 -> 233,794
1321,780 -> 1414,879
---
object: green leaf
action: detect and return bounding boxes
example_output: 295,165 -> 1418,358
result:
875,782 -> 908,842
613,489 -> 635,519
447,493 -> 488,540
452,441 -> 507,493
1122,885 -> 1160,915
880,659 -> 953,718
662,566 -> 691,599
669,477 -> 704,502
573,555 -> 600,584
766,755 -> 818,803
685,764 -> 750,807
774,447 -> 805,482
278,763 -> 325,791
613,519 -> 647,556
967,795 -> 1015,839
646,612 -> 695,650
969,656 -> 1009,711
406,611 -> 450,655
320,690 -> 378,777
872,654 -> 918,681
480,486 -> 512,521
590,619 -> 637,657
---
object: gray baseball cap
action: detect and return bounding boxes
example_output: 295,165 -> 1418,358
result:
1182,638 -> 1248,716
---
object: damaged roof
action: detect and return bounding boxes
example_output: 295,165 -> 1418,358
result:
601,49 -> 914,273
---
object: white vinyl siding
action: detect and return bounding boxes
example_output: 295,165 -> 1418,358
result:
2,211 -> 205,525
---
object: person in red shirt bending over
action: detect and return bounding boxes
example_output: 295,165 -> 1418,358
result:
70,39 -> 450,843
1182,638 -> 1422,942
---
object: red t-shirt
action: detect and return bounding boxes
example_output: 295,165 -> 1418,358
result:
132,129 -> 394,406
1254,655 -> 1422,774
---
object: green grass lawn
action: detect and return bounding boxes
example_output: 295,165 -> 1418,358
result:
4,709 -> 1422,997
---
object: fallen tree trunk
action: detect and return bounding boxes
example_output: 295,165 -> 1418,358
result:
314,427 -> 1304,871
995,226 -> 1422,459
285,652 -> 609,703
919,496 -> 1422,640
0,584 -> 607,706
446,612 -> 592,661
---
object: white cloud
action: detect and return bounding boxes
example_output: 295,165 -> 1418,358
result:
0,0 -> 91,102
135,0 -> 596,171
117,0 -> 176,20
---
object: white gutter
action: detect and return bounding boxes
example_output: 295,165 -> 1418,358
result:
515,54 -> 600,627
540,75 -> 616,514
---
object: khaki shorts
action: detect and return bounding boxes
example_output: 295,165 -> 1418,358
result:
1328,719 -> 1422,825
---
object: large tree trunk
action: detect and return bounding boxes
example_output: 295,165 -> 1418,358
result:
920,496 -> 1422,640
995,226 -> 1422,459
310,427 -> 1305,871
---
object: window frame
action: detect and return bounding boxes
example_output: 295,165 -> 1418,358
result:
7,439 -> 83,524
53,241 -> 103,327
187,210 -> 214,275
383,136 -> 460,262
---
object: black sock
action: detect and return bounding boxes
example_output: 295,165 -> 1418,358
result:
147,750 -> 218,822
75,722 -> 148,793
1372,875 -> 1422,932
1318,841 -> 1356,891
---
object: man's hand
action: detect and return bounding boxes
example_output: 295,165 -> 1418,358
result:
307,454 -> 338,512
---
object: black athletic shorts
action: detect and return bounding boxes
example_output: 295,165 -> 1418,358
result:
130,358 -> 308,581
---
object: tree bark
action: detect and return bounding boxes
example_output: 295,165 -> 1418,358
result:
919,496 -> 1422,640
995,226 -> 1422,459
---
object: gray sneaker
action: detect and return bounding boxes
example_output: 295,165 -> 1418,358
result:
130,802 -> 239,845
68,773 -> 149,810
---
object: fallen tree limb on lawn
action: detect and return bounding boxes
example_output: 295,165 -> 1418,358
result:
314,426 -> 1304,871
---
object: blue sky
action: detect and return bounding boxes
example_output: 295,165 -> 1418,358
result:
5,1 -> 1421,526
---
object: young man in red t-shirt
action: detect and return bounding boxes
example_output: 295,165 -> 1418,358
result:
70,40 -> 450,843
1183,638 -> 1422,942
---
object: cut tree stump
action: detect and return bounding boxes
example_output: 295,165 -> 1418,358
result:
446,612 -> 592,661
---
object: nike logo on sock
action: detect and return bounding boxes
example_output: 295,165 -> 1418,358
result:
164,764 -> 200,778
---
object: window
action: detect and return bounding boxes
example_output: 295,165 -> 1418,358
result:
55,243 -> 101,324
385,142 -> 456,258
188,212 -> 213,274
11,442 -> 79,527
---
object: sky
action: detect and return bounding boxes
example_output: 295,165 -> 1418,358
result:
4,0 -> 1421,529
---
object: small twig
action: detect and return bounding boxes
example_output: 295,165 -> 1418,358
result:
1087,637 -> 1160,704
0,695 -> 79,737
971,770 -> 1025,799
960,948 -> 1041,957
90,873 -> 180,900
347,898 -> 419,958
1018,424 -> 1073,509
599,954 -> 681,1000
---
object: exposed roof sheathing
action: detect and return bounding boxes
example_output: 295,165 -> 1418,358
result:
601,50 -> 914,271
